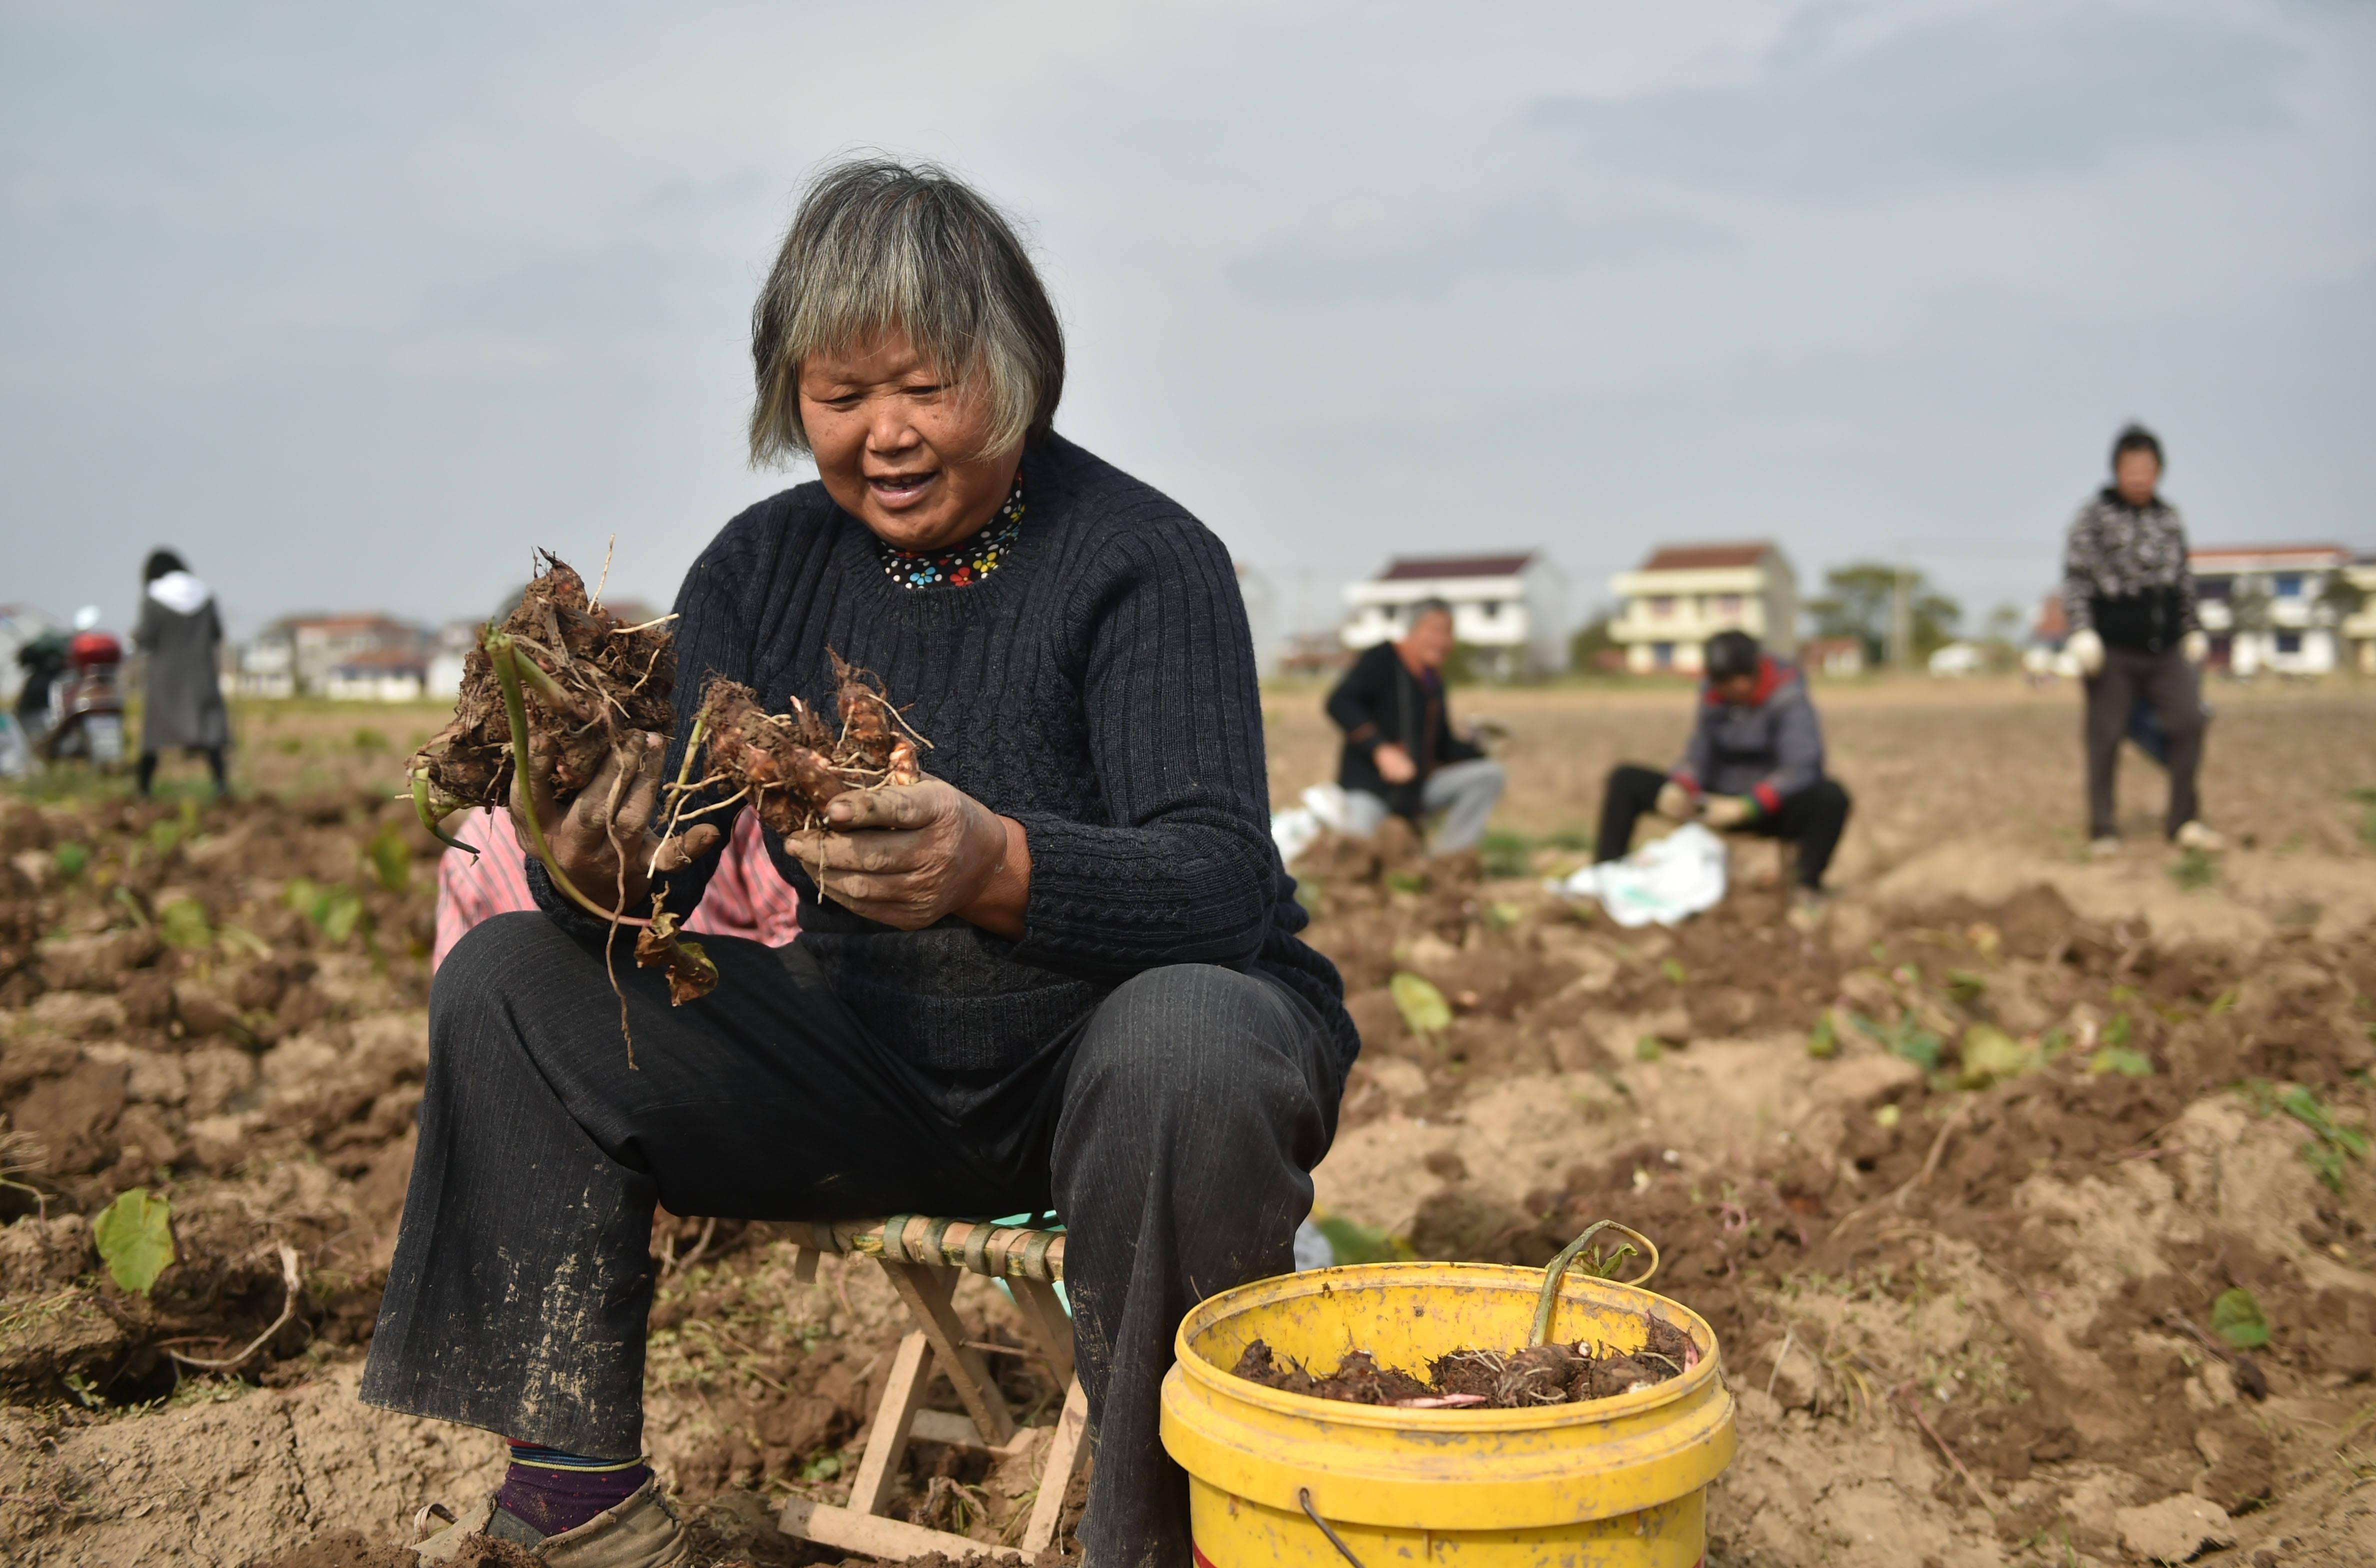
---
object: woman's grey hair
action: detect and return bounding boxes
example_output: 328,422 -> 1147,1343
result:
749,157 -> 1064,465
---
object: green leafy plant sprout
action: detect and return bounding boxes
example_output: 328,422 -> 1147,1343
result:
53,842 -> 90,881
1312,1212 -> 1410,1266
286,878 -> 369,945
2172,848 -> 2217,890
2348,786 -> 2376,847
2088,1046 -> 2154,1078
93,1187 -> 176,1295
156,896 -> 212,951
2279,1085 -> 2368,1194
1480,829 -> 1534,879
1660,958 -> 1688,986
1854,1010 -> 1944,1072
2210,1286 -> 2270,1350
364,821 -> 412,894
1389,972 -> 1452,1036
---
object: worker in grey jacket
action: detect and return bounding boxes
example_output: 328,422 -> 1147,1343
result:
2061,424 -> 2218,854
1594,630 -> 1850,902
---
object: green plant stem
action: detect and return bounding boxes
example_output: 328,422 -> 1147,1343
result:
1530,1219 -> 1660,1346
408,768 -> 478,856
488,632 -> 617,924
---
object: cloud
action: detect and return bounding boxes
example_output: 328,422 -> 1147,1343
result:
1526,6 -> 2294,198
1226,192 -> 1734,302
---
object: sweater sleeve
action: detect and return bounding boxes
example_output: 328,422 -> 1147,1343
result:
2062,505 -> 2100,635
1672,702 -> 1714,794
1324,645 -> 1387,748
1006,518 -> 1282,980
2166,510 -> 2201,634
1753,689 -> 1826,812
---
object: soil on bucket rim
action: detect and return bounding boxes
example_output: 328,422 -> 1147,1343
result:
1230,1314 -> 1697,1408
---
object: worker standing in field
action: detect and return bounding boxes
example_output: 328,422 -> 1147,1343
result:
132,548 -> 230,796
1324,599 -> 1506,853
2060,424 -> 2219,854
1594,630 -> 1850,907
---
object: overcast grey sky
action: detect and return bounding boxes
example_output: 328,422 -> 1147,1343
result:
4,0 -> 2370,642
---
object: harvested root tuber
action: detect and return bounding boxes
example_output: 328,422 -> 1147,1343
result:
403,550 -> 714,1034
634,892 -> 718,1006
680,652 -> 926,838
406,552 -> 676,850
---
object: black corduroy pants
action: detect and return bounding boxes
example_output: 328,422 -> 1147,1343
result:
1596,762 -> 1854,888
360,912 -> 1340,1566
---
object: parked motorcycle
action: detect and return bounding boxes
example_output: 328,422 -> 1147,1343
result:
38,622 -> 128,769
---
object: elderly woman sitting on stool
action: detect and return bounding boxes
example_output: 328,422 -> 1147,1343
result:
366,159 -> 1352,1567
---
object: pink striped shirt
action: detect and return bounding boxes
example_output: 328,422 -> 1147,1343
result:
431,808 -> 801,970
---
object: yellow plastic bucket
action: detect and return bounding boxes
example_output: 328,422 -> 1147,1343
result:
1160,1261 -> 1735,1566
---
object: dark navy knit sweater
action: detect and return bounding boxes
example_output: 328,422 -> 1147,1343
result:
534,434 -> 1351,1075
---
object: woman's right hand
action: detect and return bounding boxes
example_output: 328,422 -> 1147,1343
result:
1373,742 -> 1418,786
510,730 -> 723,914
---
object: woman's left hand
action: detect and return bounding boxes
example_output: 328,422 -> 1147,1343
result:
788,779 -> 1031,936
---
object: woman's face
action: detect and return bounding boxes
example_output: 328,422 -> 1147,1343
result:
2114,450 -> 2160,507
798,331 -> 1022,553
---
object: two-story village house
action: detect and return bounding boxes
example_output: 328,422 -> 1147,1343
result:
1608,542 -> 1799,674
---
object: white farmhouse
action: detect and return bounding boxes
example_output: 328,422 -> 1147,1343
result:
2188,544 -> 2356,676
1608,542 -> 1798,674
2344,556 -> 2376,674
1340,552 -> 1567,678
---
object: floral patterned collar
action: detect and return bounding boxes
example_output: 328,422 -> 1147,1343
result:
873,475 -> 1025,590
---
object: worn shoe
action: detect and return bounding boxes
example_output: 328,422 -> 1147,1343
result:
412,1476 -> 690,1567
2088,836 -> 2120,859
2173,820 -> 2226,853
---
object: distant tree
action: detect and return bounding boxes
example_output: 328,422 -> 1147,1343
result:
1569,613 -> 1616,672
2319,570 -> 2366,622
2228,581 -> 2273,636
1804,563 -> 1962,664
1980,602 -> 2026,670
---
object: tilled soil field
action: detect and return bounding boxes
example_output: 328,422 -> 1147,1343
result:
3,682 -> 2374,1566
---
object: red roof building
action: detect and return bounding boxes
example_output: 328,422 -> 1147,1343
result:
1341,550 -> 1568,678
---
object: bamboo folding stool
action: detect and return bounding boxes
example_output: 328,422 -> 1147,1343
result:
776,1214 -> 1088,1561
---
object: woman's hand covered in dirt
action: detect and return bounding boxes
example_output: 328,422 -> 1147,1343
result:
513,731 -> 724,913
790,778 -> 1030,936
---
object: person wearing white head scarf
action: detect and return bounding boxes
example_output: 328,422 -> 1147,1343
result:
134,548 -> 231,795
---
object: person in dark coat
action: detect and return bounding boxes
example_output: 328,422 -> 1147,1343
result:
132,549 -> 230,796
1595,630 -> 1851,904
1324,599 -> 1506,852
367,158 -> 1351,1567
2060,424 -> 2218,854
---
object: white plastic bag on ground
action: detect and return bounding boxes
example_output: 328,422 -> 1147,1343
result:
1549,822 -> 1728,928
1273,782 -> 1360,870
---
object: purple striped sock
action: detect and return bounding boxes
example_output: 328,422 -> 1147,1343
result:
494,1443 -> 650,1538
